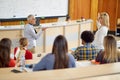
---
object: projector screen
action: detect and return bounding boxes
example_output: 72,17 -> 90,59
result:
0,0 -> 68,20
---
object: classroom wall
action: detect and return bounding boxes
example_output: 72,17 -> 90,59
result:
0,18 -> 58,26
69,0 -> 91,20
98,0 -> 118,31
117,0 -> 120,18
0,0 -> 119,32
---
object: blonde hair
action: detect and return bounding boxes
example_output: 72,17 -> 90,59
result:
15,38 -> 27,64
19,37 -> 28,50
100,12 -> 110,28
103,35 -> 120,63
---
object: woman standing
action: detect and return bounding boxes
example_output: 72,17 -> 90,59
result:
93,12 -> 110,51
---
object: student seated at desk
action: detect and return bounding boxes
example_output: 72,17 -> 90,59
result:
33,35 -> 75,71
0,38 -> 15,67
95,35 -> 120,64
72,31 -> 98,60
14,37 -> 33,65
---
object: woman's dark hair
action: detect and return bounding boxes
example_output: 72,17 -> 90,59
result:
52,35 -> 69,69
0,38 -> 12,67
81,30 -> 94,43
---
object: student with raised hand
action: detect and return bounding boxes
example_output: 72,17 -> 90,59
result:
24,14 -> 46,54
72,30 -> 98,60
14,37 -> 33,63
0,38 -> 15,67
33,35 -> 75,71
95,35 -> 120,64
93,12 -> 110,51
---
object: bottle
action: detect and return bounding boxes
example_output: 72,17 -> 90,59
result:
20,55 -> 25,72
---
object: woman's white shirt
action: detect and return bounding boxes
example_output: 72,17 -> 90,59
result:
93,26 -> 108,50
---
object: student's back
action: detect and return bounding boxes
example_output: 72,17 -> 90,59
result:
95,35 -> 120,64
72,31 -> 98,60
95,51 -> 120,64
0,38 -> 15,68
33,35 -> 76,71
33,53 -> 75,71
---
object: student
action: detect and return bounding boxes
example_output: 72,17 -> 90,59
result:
0,38 -> 15,67
95,35 -> 120,64
24,14 -> 46,53
14,37 -> 33,64
33,35 -> 75,71
93,12 -> 110,51
72,30 -> 98,60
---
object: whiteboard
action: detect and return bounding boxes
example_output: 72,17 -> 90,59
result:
0,0 -> 68,19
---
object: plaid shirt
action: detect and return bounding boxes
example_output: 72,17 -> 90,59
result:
73,43 -> 98,60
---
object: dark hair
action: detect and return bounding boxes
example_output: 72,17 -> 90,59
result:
52,35 -> 69,69
81,30 -> 94,43
0,38 -> 12,67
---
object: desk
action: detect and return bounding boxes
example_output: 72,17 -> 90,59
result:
26,53 -> 47,64
0,62 -> 120,80
0,53 -> 94,75
0,53 -> 96,75
27,53 -> 94,67
79,74 -> 120,80
0,53 -> 47,74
